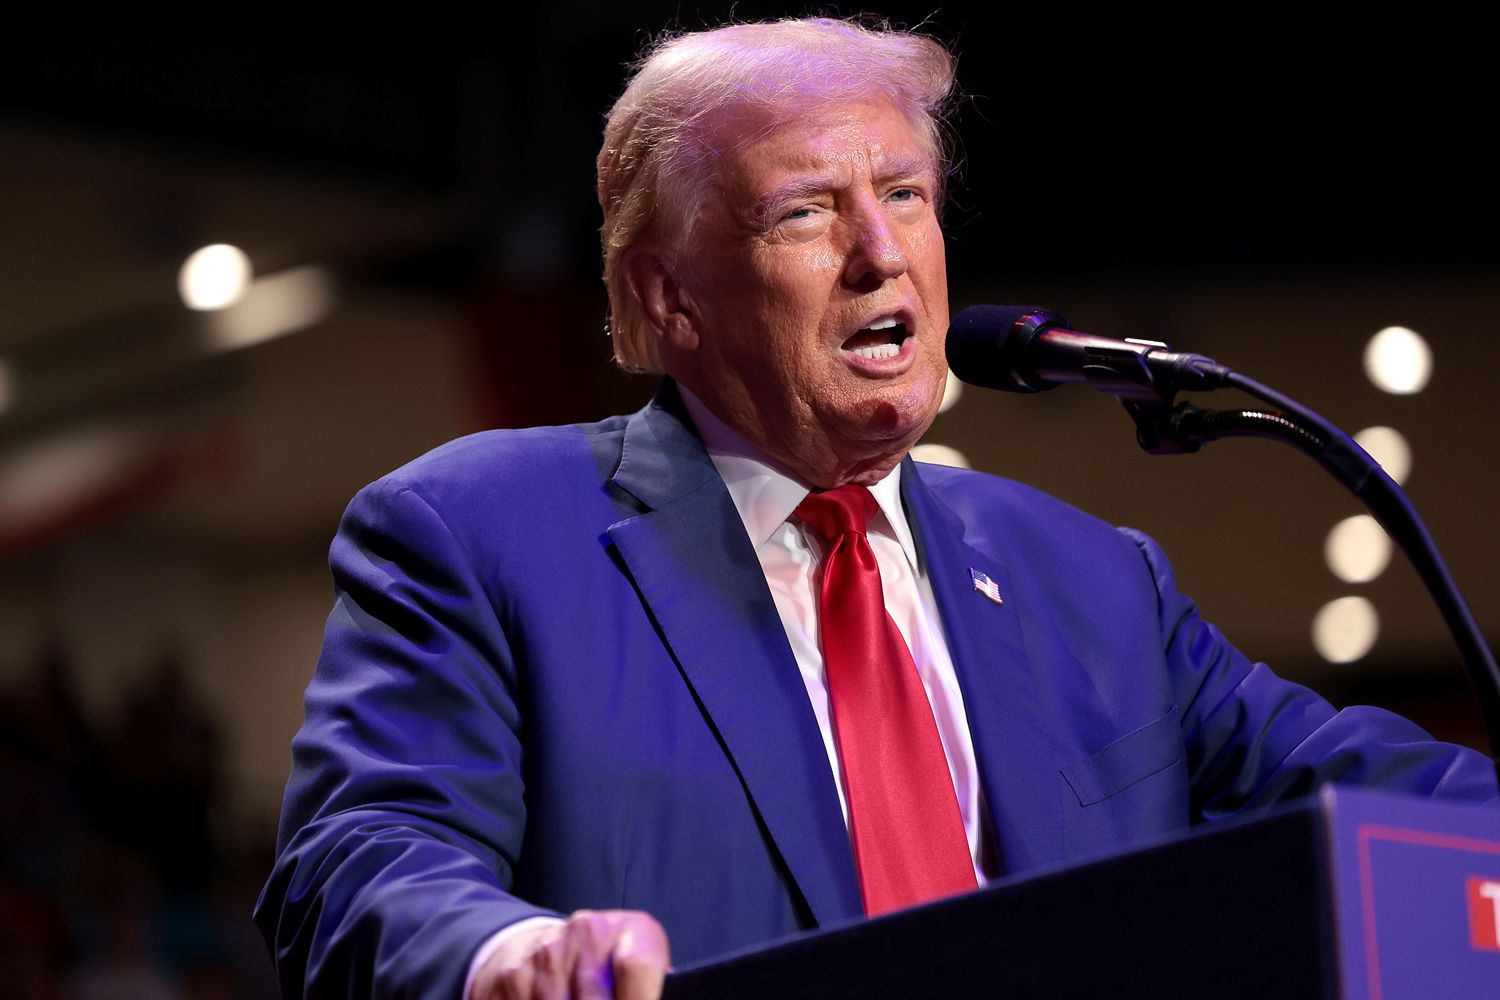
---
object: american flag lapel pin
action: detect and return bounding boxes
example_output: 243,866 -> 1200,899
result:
969,567 -> 1004,606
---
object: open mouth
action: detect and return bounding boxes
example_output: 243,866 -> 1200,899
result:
842,316 -> 910,360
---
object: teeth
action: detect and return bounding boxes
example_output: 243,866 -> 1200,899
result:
852,343 -> 901,360
866,316 -> 900,330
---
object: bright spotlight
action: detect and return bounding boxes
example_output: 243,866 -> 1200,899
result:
179,244 -> 253,311
1363,326 -> 1432,395
1311,596 -> 1379,664
1353,426 -> 1412,485
1324,514 -> 1392,584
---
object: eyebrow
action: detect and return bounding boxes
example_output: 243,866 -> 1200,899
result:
756,155 -> 938,222
756,176 -> 838,219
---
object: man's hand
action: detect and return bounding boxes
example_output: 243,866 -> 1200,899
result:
471,909 -> 671,1000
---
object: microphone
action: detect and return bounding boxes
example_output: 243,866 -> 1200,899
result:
946,305 -> 1232,399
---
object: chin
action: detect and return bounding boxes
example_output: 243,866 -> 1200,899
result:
842,377 -> 942,443
814,401 -> 937,486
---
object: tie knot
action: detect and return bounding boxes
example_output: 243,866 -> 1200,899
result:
795,484 -> 879,544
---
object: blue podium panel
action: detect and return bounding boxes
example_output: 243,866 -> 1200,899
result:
1323,788 -> 1500,1000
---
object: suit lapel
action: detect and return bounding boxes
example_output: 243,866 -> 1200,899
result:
901,460 -> 1069,873
606,387 -> 863,928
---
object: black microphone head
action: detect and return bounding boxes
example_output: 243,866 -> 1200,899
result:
946,305 -> 1070,393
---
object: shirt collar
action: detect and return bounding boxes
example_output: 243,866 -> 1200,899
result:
679,386 -> 920,567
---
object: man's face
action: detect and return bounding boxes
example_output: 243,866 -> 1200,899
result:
668,98 -> 950,487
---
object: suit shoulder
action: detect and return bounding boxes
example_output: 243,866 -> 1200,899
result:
385,416 -> 628,493
343,415 -> 632,533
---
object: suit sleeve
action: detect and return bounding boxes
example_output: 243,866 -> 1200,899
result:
1120,528 -> 1499,817
255,476 -> 558,998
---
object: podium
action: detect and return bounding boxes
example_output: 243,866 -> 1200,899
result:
663,788 -> 1500,999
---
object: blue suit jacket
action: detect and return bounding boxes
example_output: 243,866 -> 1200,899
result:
255,384 -> 1497,997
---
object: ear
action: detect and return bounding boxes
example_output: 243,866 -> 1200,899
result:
624,245 -> 700,353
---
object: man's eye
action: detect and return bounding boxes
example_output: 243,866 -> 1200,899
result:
886,188 -> 919,203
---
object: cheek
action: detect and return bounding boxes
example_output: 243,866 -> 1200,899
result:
746,245 -> 841,297
740,250 -> 842,351
910,233 -> 949,323
757,244 -> 842,288
906,225 -> 946,278
803,245 -> 841,275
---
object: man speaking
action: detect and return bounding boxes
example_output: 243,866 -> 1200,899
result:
255,17 -> 1497,999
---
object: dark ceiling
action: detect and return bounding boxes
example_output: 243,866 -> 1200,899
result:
13,4 -> 1495,295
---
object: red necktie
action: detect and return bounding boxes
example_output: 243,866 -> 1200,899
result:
795,485 -> 976,916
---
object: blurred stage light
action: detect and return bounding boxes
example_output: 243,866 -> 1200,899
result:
1353,425 -> 1412,485
910,443 -> 971,469
938,369 -> 964,414
1311,596 -> 1379,664
204,266 -> 336,352
1363,326 -> 1432,395
1325,514 -> 1392,584
179,243 -> 253,311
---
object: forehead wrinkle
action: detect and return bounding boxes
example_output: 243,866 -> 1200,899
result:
713,100 -> 939,231
873,149 -> 938,186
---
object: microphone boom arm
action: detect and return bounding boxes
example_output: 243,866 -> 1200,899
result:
1116,373 -> 1500,770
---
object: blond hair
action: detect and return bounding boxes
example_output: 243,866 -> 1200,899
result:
596,17 -> 957,373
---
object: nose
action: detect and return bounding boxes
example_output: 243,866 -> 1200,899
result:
842,200 -> 908,289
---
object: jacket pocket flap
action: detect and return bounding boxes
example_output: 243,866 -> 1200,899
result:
1060,706 -> 1183,806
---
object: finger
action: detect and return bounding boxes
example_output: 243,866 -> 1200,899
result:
484,922 -> 562,1000
531,932 -> 576,1000
490,961 -> 534,1000
610,916 -> 671,1000
566,911 -> 615,1000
